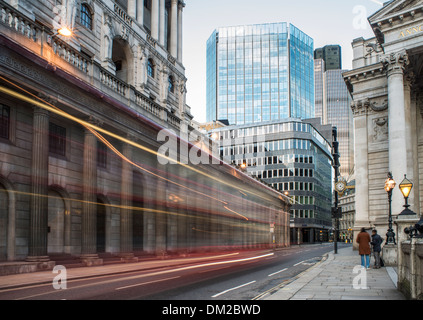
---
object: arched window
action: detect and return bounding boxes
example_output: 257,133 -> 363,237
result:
80,4 -> 93,30
147,59 -> 154,78
168,75 -> 174,93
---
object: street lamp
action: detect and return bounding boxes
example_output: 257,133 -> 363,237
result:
398,174 -> 423,238
399,175 -> 413,212
384,172 -> 396,244
57,26 -> 73,37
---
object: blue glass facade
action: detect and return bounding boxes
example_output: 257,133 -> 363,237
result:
206,23 -> 314,125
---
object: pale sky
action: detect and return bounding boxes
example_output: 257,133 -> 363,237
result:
182,0 -> 384,123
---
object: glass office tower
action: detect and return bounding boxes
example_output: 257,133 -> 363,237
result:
314,57 -> 354,178
206,23 -> 314,125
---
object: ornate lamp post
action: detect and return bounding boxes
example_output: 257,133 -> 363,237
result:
384,172 -> 396,244
399,175 -> 423,239
398,175 -> 413,214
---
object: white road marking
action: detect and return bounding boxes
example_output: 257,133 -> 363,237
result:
293,260 -> 306,266
211,280 -> 257,298
115,276 -> 181,291
268,268 -> 288,277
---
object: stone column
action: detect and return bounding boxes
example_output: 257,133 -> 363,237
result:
27,107 -> 51,264
136,0 -> 144,26
120,142 -> 137,261
382,51 -> 409,217
404,73 -> 419,214
351,101 -> 370,249
128,0 -> 137,19
151,0 -> 159,41
80,124 -> 102,266
169,0 -> 178,58
177,1 -> 184,62
159,0 -> 165,47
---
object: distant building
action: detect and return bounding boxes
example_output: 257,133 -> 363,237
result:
314,51 -> 354,178
210,118 -> 333,244
338,182 -> 356,243
206,23 -> 314,125
314,45 -> 342,71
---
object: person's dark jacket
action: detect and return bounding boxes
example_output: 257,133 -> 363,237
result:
371,234 -> 383,253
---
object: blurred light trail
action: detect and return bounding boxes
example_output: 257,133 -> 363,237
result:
0,79 -> 290,207
223,205 -> 249,221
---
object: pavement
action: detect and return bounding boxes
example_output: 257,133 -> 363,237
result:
265,246 -> 405,300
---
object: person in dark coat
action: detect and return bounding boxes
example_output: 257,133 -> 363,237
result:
356,227 -> 371,269
371,229 -> 383,269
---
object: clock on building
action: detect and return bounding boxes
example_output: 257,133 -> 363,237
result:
335,180 -> 347,193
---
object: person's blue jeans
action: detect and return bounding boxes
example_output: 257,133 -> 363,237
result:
361,254 -> 370,268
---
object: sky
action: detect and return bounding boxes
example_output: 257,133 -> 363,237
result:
181,0 -> 385,123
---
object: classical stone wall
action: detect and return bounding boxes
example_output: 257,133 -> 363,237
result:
399,239 -> 423,300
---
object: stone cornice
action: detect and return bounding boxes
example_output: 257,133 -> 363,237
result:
343,63 -> 385,93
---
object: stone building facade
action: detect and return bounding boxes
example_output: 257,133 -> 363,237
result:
0,0 -> 290,271
344,0 -> 423,243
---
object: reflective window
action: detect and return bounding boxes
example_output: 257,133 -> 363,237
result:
80,4 -> 92,30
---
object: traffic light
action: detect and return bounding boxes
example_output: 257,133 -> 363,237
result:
331,207 -> 342,219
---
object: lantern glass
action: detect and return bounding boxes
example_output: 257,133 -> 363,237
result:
399,175 -> 413,199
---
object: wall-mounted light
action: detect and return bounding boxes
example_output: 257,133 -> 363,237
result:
58,26 -> 72,37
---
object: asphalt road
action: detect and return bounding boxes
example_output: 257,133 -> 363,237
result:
0,243 -> 350,300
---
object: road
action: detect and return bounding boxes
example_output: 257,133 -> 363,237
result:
0,243 -> 350,300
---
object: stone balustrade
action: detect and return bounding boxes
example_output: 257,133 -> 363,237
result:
100,68 -> 129,96
0,1 -> 39,42
49,37 -> 90,74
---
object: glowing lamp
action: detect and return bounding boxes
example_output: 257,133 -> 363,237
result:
399,174 -> 413,199
58,27 -> 72,37
384,174 -> 396,193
